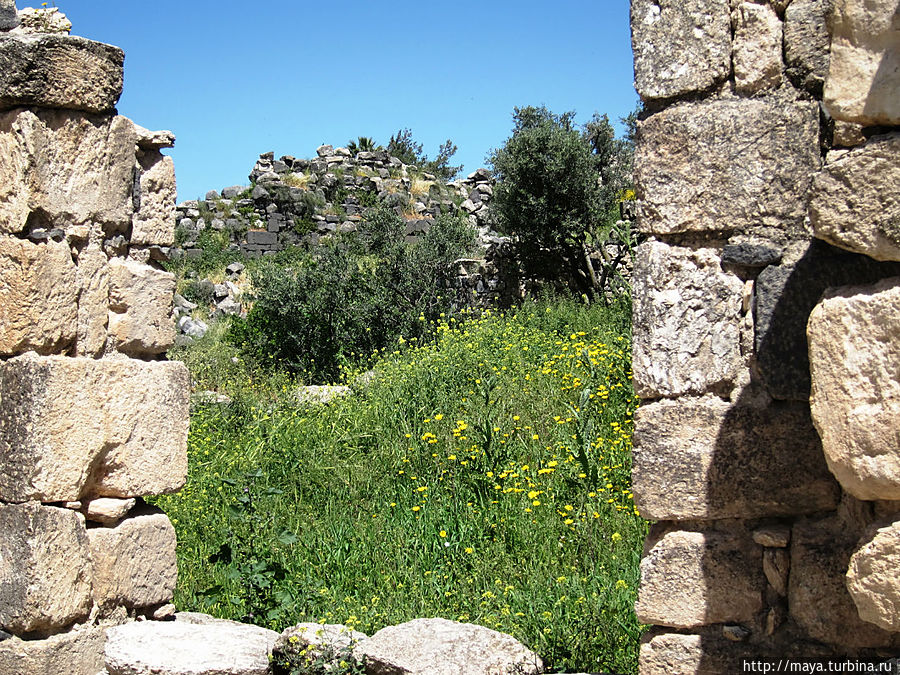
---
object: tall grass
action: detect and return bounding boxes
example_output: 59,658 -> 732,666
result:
156,297 -> 645,674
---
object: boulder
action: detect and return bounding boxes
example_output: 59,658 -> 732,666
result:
847,520 -> 900,632
132,150 -> 177,247
632,242 -> 743,399
784,0 -> 834,95
732,2 -> 783,94
105,621 -> 278,675
107,258 -> 176,355
0,34 -> 123,113
354,618 -> 542,675
0,353 -> 189,502
630,0 -> 731,101
810,134 -> 900,263
824,0 -> 900,125
0,237 -> 77,356
635,525 -> 764,628
0,502 -> 93,636
807,277 -> 900,500
635,99 -> 820,235
0,626 -> 107,675
16,6 -> 71,34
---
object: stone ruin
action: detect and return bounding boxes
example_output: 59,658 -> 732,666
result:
630,0 -> 900,671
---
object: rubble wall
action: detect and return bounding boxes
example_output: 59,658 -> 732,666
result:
630,0 -> 900,671
0,6 -> 187,674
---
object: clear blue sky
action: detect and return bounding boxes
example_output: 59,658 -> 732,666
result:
61,0 -> 636,201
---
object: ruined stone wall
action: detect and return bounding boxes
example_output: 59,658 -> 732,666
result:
630,0 -> 900,671
0,5 -> 188,673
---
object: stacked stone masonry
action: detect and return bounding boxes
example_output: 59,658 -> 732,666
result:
630,0 -> 900,671
0,4 -> 189,673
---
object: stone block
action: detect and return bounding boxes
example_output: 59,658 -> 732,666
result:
810,134 -> 900,263
630,0 -> 731,101
755,241 -> 900,401
105,621 -> 279,675
632,396 -> 840,521
87,507 -> 177,611
0,0 -> 18,31
0,34 -> 123,113
635,100 -> 820,235
107,258 -> 176,355
635,525 -> 765,628
824,0 -> 900,125
0,237 -> 77,355
82,497 -> 135,526
75,242 -> 109,357
790,515 -> 897,648
354,618 -> 543,675
847,520 -> 900,632
632,241 -> 743,399
132,150 -> 177,247
784,0 -> 834,95
732,2 -> 783,94
0,108 -> 136,234
0,502 -> 93,636
0,353 -> 189,502
808,277 -> 900,500
0,626 -> 108,675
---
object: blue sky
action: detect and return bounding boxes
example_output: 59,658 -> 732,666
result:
61,1 -> 636,201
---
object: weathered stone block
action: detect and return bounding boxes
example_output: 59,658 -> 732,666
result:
810,134 -> 900,263
82,497 -> 135,526
0,626 -> 108,675
105,621 -> 279,675
847,520 -> 900,632
354,618 -> 543,675
635,100 -> 820,235
632,242 -> 743,398
630,0 -> 731,101
0,0 -> 18,31
824,0 -> 900,125
0,34 -> 122,113
0,237 -> 77,355
0,353 -> 189,502
132,150 -> 176,247
0,108 -> 136,235
632,396 -> 840,520
0,502 -> 93,636
784,0 -> 834,95
790,515 -> 897,648
755,241 -> 900,401
732,2 -> 782,94
636,525 -> 764,628
87,507 -> 177,611
74,242 -> 109,357
808,277 -> 900,500
107,258 -> 176,355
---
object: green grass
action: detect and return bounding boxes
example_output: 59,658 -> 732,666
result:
156,297 -> 646,674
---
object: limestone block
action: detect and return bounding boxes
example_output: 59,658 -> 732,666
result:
0,353 -> 189,502
790,515 -> 897,648
630,0 -> 731,101
354,618 -> 543,675
824,0 -> 900,125
105,621 -> 279,675
0,108 -> 136,235
107,258 -> 176,355
82,497 -> 135,526
732,2 -> 783,94
0,236 -> 77,355
0,34 -> 122,113
0,0 -> 19,30
808,278 -> 900,500
0,502 -> 93,636
632,242 -> 743,398
833,121 -> 866,147
0,626 -> 108,675
784,0 -> 834,95
633,396 -> 840,520
810,134 -> 900,263
132,150 -> 176,247
75,241 -> 109,357
87,507 -> 177,611
847,520 -> 900,632
15,6 -> 72,34
635,100 -> 820,235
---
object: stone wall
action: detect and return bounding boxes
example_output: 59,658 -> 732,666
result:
630,0 -> 900,671
0,5 -> 188,673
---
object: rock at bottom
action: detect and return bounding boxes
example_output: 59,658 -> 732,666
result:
104,621 -> 278,675
353,617 -> 542,675
847,520 -> 900,632
0,626 -> 107,675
